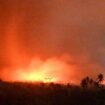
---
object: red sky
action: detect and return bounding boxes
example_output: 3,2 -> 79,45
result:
0,0 -> 105,84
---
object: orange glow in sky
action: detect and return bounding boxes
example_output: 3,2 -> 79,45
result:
0,0 -> 105,84
0,55 -> 78,84
14,70 -> 57,83
6,57 -> 75,83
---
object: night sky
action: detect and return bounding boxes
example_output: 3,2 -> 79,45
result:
0,0 -> 105,84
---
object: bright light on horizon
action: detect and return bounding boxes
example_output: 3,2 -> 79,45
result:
4,57 -> 73,83
14,69 -> 58,83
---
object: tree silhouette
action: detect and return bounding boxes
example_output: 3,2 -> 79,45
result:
89,78 -> 94,87
97,73 -> 104,83
81,74 -> 104,89
81,77 -> 90,88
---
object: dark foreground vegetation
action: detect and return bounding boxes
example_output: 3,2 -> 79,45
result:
0,73 -> 104,105
0,80 -> 105,105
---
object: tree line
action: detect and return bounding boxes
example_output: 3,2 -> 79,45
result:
81,73 -> 104,88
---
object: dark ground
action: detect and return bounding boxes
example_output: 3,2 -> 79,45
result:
0,81 -> 105,105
